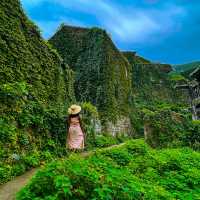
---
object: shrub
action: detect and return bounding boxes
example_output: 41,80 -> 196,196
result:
95,134 -> 119,148
16,139 -> 200,200
0,118 -> 18,144
142,106 -> 198,149
80,102 -> 99,149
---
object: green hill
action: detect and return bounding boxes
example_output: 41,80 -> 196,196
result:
174,61 -> 200,73
49,25 -> 132,121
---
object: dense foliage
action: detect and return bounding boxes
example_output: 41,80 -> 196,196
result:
49,25 -> 132,121
0,81 -> 71,184
0,0 -> 75,106
0,83 -> 124,184
122,52 -> 193,143
1,2 -> 200,198
17,139 -> 200,200
0,0 -> 75,184
142,104 -> 200,149
123,52 -> 186,104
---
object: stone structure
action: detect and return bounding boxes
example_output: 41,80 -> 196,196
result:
93,117 -> 132,136
190,67 -> 200,119
176,67 -> 200,120
103,117 -> 132,136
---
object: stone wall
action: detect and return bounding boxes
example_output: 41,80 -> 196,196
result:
101,117 -> 132,136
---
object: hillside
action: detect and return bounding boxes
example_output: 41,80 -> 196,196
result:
174,61 -> 200,73
49,25 -> 132,121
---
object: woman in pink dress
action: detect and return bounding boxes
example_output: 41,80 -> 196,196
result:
67,105 -> 85,151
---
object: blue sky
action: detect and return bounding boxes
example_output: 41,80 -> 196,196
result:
21,0 -> 200,64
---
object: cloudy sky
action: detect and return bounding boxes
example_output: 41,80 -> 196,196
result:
21,0 -> 200,64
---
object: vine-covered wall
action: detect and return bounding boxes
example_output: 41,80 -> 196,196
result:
0,0 -> 75,107
0,0 -> 75,184
49,25 -> 132,122
123,51 -> 186,104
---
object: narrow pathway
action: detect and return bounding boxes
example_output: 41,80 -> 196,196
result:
0,168 -> 38,200
0,143 -> 125,200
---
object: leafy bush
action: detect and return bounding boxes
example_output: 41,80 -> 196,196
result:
0,118 -> 18,144
143,106 -> 200,149
17,139 -> 200,200
182,120 -> 200,151
17,140 -> 200,200
0,82 -> 69,184
95,134 -> 119,148
81,102 -> 99,149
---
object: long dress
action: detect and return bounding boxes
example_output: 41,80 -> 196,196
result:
67,117 -> 84,149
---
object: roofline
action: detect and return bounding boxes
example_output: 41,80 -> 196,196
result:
190,66 -> 200,77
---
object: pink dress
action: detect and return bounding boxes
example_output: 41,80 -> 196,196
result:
67,117 -> 84,149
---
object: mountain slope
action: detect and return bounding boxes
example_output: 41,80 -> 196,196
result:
174,61 -> 200,73
49,25 -> 132,121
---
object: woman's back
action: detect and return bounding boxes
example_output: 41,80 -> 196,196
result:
67,115 -> 84,149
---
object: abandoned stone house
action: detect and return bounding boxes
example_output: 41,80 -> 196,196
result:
190,67 -> 200,120
176,67 -> 200,120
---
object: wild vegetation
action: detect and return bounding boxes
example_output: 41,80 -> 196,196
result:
0,0 -> 73,184
17,139 -> 200,200
0,80 -> 124,184
0,0 -> 123,184
0,0 -> 200,199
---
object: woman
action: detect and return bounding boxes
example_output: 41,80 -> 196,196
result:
67,104 -> 85,151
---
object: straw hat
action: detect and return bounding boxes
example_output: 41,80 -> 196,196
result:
68,104 -> 81,115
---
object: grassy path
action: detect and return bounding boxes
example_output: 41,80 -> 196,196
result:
0,143 -> 125,200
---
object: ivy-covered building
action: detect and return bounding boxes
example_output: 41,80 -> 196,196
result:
49,25 -> 132,122
190,67 -> 200,119
0,0 -> 75,108
175,67 -> 200,120
122,51 -> 181,104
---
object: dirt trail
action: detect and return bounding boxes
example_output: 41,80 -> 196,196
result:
0,143 -> 125,200
0,168 -> 38,200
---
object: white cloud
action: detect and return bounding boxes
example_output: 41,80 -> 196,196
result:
51,0 -> 186,43
21,0 -> 187,43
